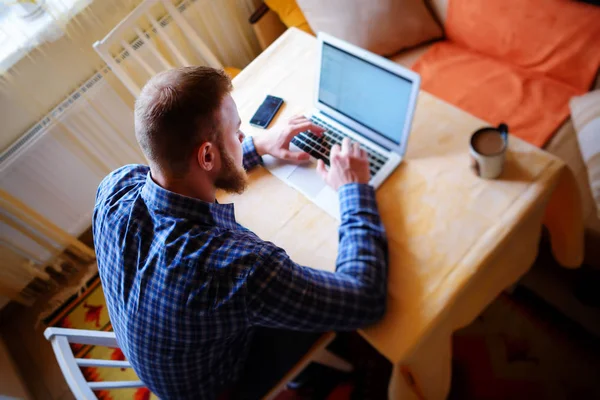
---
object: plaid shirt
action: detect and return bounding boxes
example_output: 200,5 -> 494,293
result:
93,137 -> 388,400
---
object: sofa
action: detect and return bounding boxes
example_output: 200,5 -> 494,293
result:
250,0 -> 600,267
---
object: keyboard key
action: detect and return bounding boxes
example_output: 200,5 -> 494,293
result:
294,116 -> 392,178
292,136 -> 329,165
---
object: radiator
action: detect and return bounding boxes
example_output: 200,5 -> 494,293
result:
0,0 -> 259,305
0,69 -> 139,306
1,69 -> 142,236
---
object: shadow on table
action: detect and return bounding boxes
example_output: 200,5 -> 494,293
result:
498,153 -> 537,183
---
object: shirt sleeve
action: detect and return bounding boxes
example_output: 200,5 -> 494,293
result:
242,137 -> 263,171
246,183 -> 388,331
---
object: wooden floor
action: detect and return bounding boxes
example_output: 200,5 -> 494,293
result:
1,302 -> 74,400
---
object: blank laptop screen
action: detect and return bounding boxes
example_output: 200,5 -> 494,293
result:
318,43 -> 413,145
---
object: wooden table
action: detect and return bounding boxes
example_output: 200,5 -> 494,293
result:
220,29 -> 584,399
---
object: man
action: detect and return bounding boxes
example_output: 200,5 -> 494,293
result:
93,66 -> 388,399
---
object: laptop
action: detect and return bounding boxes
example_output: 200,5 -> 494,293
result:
260,32 -> 421,219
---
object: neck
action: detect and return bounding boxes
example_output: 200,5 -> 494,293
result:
150,167 -> 216,203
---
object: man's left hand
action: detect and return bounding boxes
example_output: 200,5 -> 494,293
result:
253,116 -> 325,163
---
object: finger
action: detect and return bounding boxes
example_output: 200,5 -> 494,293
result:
352,141 -> 361,157
306,123 -> 325,137
341,137 -> 351,154
288,120 -> 313,135
290,120 -> 325,134
290,115 -> 307,124
289,121 -> 324,137
359,147 -> 367,159
279,149 -> 311,163
330,144 -> 341,159
316,159 -> 328,180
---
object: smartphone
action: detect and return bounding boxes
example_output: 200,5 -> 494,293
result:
249,95 -> 284,129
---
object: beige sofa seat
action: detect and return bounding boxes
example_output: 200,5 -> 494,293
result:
546,120 -> 600,233
546,76 -> 600,263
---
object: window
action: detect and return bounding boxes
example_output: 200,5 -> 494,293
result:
0,0 -> 91,71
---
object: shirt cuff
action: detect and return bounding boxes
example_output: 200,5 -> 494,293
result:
338,183 -> 378,216
242,137 -> 263,171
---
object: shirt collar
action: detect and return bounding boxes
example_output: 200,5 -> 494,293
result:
140,172 -> 238,230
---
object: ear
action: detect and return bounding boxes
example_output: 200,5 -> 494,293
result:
197,142 -> 217,172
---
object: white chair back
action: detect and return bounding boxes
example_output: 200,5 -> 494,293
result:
93,0 -> 223,97
45,328 -> 352,400
44,327 -> 145,400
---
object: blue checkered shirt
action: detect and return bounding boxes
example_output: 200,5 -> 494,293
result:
93,137 -> 388,400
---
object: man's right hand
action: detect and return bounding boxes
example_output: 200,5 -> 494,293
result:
317,137 -> 370,191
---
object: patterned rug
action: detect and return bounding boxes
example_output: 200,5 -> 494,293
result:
449,289 -> 600,400
45,275 -> 157,400
46,276 -> 600,400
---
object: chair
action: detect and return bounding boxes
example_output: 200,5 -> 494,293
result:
93,0 -> 240,98
263,331 -> 353,400
44,327 -> 144,400
45,328 -> 352,400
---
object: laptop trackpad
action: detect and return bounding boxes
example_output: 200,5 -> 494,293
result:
287,163 -> 326,198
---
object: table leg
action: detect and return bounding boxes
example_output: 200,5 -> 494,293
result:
389,324 -> 452,400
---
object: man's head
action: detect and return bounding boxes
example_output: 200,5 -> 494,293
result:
135,66 -> 247,195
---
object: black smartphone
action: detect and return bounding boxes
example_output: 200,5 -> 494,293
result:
249,95 -> 284,129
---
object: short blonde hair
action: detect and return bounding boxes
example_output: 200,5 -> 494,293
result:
134,66 -> 232,176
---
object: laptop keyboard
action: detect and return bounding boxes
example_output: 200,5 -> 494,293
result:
290,116 -> 389,177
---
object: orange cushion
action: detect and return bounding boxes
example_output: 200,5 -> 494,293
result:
264,0 -> 314,35
445,0 -> 600,91
224,67 -> 241,80
412,42 -> 584,147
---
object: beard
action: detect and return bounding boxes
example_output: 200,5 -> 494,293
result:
214,146 -> 248,194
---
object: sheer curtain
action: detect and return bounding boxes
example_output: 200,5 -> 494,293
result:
0,0 -> 261,308
0,0 -> 94,72
0,191 -> 96,307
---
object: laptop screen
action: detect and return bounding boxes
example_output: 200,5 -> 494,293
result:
318,43 -> 413,145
